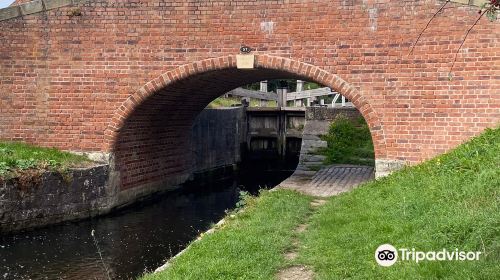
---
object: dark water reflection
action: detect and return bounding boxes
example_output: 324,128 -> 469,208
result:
0,169 -> 294,280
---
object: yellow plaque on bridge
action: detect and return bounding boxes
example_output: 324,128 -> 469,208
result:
236,54 -> 255,69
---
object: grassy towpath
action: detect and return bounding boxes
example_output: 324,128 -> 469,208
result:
298,127 -> 499,279
0,142 -> 92,179
141,190 -> 313,280
141,127 -> 499,280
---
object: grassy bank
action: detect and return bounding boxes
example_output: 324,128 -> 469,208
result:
319,116 -> 375,166
141,190 -> 313,280
0,142 -> 92,178
141,127 -> 499,279
299,127 -> 499,279
206,97 -> 276,108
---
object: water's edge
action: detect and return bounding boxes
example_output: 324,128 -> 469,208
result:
1,167 -> 294,280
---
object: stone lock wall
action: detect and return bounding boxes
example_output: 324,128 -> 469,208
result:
0,165 -> 111,233
306,107 -> 363,122
0,107 -> 248,233
190,107 -> 247,176
0,0 -> 498,197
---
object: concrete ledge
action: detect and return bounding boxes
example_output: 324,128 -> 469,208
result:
444,0 -> 489,6
70,151 -> 111,164
43,0 -> 71,10
20,0 -> 43,16
0,165 -> 110,234
0,0 -> 89,21
470,0 -> 490,6
375,159 -> 406,178
0,6 -> 21,21
306,107 -> 361,121
0,0 -> 490,22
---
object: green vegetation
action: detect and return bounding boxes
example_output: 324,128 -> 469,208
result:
299,127 -> 499,279
141,127 -> 499,280
319,115 -> 375,166
0,142 -> 92,178
206,97 -> 241,108
141,190 -> 313,280
206,97 -> 276,108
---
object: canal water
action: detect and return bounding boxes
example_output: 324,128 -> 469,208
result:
0,166 -> 295,280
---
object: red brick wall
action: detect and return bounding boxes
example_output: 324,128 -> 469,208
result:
0,0 -> 498,191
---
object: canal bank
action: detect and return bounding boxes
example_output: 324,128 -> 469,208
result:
0,164 -> 296,280
0,107 -> 250,234
140,128 -> 499,280
1,105 -> 310,233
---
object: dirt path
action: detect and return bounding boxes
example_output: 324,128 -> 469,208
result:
276,199 -> 327,280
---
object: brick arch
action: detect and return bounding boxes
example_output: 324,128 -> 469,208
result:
106,54 -> 387,158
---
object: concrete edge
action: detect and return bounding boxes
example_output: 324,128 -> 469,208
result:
69,150 -> 111,164
0,0 -> 88,21
446,0 -> 490,6
19,0 -> 43,16
0,6 -> 20,20
374,158 -> 406,178
0,0 -> 491,21
0,164 -> 110,234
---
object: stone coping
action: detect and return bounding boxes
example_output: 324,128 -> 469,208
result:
0,0 -> 490,22
0,0 -> 88,21
449,0 -> 489,6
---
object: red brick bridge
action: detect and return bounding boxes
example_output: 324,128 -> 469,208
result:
0,0 -> 498,203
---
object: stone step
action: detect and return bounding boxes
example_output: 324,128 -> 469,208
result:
301,141 -> 327,150
301,159 -> 324,164
292,170 -> 316,176
301,134 -> 323,141
300,155 -> 326,162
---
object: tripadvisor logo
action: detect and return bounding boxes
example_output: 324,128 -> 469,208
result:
375,244 -> 398,267
375,244 -> 482,267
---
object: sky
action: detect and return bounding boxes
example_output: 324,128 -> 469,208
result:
0,0 -> 15,9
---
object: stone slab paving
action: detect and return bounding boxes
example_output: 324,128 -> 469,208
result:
279,164 -> 374,197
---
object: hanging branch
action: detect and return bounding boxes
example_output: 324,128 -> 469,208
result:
409,0 -> 451,55
448,10 -> 486,77
408,0 -> 498,79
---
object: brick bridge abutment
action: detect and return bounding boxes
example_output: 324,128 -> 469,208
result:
0,0 -> 498,203
104,54 -> 390,206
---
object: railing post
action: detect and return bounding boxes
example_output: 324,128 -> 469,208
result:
296,80 -> 304,92
260,80 -> 268,107
295,80 -> 304,107
276,83 -> 287,108
277,81 -> 289,158
276,88 -> 287,108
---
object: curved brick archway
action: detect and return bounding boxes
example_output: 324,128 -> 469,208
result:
0,0 -> 498,197
106,55 -> 386,191
107,55 -> 387,153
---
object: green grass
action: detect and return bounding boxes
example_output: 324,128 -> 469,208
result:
299,127 -> 500,279
319,116 -> 375,166
0,142 -> 91,178
140,190 -> 313,280
140,127 -> 499,280
207,97 -> 276,108
206,97 -> 241,108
